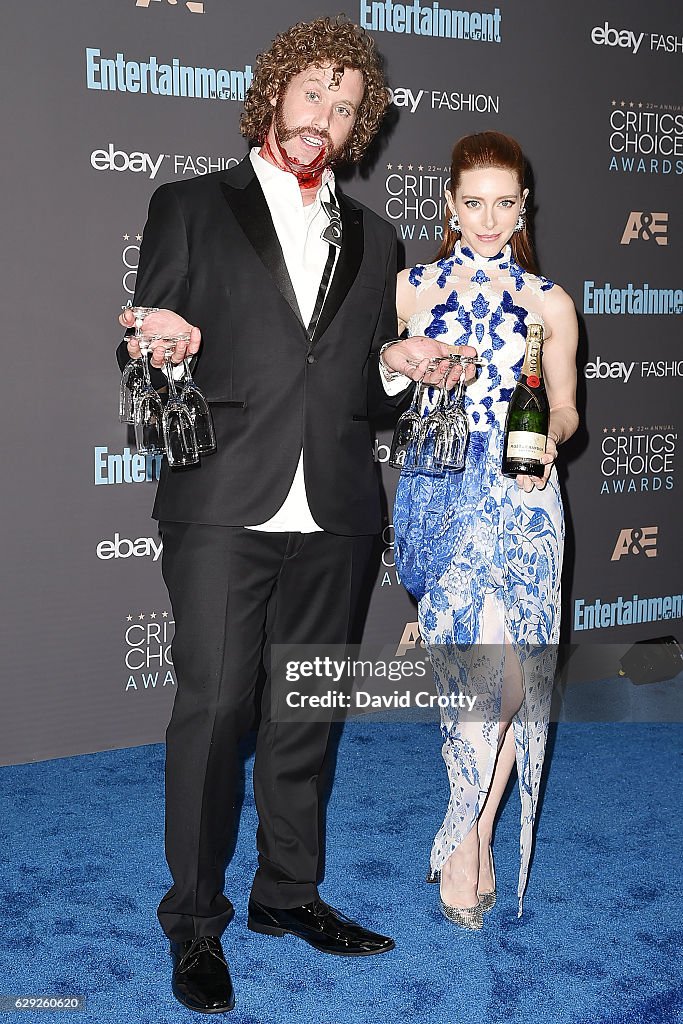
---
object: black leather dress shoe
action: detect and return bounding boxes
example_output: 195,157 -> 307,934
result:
169,936 -> 235,1014
247,897 -> 395,956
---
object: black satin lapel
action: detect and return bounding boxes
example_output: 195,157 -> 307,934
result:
310,196 -> 364,347
220,178 -> 304,328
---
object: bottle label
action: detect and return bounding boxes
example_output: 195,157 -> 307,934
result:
506,431 -> 546,460
521,340 -> 543,381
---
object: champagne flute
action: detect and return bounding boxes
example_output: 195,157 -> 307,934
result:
161,339 -> 199,467
441,378 -> 469,471
131,307 -> 165,456
389,382 -> 427,471
180,358 -> 216,455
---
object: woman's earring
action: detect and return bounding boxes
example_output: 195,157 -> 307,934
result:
514,209 -> 526,233
449,212 -> 460,231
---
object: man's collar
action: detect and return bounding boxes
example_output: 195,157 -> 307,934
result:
250,147 -> 336,206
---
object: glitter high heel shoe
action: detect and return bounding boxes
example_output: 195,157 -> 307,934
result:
439,889 -> 483,930
478,847 -> 496,912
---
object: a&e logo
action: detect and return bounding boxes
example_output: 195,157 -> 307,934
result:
620,212 -> 668,245
611,526 -> 658,561
136,0 -> 205,13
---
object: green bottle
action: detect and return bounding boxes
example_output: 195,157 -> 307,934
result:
502,323 -> 549,477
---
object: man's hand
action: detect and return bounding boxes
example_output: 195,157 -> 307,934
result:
119,308 -> 202,368
382,336 -> 478,387
515,434 -> 558,492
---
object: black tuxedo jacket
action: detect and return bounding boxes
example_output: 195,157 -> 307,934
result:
117,156 -> 405,535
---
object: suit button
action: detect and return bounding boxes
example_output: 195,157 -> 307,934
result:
307,354 -> 316,364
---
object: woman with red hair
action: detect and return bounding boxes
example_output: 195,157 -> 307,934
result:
393,132 -> 579,929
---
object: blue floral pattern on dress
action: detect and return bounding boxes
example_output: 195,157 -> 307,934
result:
394,240 -> 561,915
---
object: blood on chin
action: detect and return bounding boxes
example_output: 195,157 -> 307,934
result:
263,129 -> 331,190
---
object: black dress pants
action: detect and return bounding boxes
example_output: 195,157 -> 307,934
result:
156,522 -> 373,941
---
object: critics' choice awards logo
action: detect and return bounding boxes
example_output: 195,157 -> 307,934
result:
123,610 -> 176,693
608,99 -> 683,176
620,211 -> 668,245
360,1 -> 501,41
610,527 -> 658,561
388,84 -> 499,115
91,144 -> 239,181
384,161 -> 450,242
598,424 -> 676,496
85,48 -> 252,101
136,0 -> 204,12
120,231 -> 142,295
591,21 -> 683,55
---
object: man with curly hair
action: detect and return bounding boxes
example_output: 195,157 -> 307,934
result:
117,15 -> 463,1014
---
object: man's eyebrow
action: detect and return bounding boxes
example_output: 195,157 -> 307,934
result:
303,74 -> 358,109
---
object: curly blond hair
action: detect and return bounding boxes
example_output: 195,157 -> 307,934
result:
240,16 -> 389,164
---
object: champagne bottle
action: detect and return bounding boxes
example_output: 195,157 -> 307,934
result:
502,323 -> 549,477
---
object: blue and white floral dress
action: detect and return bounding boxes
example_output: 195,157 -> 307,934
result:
394,241 -> 564,914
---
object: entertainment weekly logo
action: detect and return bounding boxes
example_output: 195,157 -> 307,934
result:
573,590 -> 682,633
122,609 -> 176,693
360,1 -> 501,42
85,47 -> 253,101
608,99 -> 683,176
598,424 -> 676,497
384,159 -> 450,243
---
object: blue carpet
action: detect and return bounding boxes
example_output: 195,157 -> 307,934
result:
1,721 -> 681,1024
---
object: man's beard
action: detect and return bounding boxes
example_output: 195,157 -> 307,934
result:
265,99 -> 346,187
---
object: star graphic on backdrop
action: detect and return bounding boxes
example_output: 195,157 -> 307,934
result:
127,614 -> 132,621
629,426 -> 634,432
620,100 -> 625,107
386,162 -> 392,170
162,611 -> 168,618
139,613 -> 145,620
620,426 -> 625,432
603,427 -> 608,433
638,102 -> 643,108
397,164 -> 403,171
629,101 -> 634,108
611,427 -> 617,433
611,100 -> 616,106
408,164 -> 413,171
136,233 -> 143,241
150,612 -> 157,619
123,233 -> 130,241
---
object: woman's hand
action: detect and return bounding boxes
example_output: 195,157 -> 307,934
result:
515,434 -> 558,492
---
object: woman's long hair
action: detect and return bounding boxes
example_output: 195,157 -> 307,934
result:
436,131 -> 539,274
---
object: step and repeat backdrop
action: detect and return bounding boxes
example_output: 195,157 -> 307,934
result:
2,0 -> 681,764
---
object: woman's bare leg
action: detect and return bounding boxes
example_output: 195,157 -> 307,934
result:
476,638 -> 524,890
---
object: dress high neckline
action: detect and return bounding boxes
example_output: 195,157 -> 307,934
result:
451,239 -> 512,268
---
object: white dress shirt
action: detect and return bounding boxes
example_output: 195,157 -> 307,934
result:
246,147 -> 340,532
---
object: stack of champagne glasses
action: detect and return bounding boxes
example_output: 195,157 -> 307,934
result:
389,353 -> 482,475
118,307 -> 216,467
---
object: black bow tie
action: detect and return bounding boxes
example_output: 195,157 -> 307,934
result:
321,195 -> 342,248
